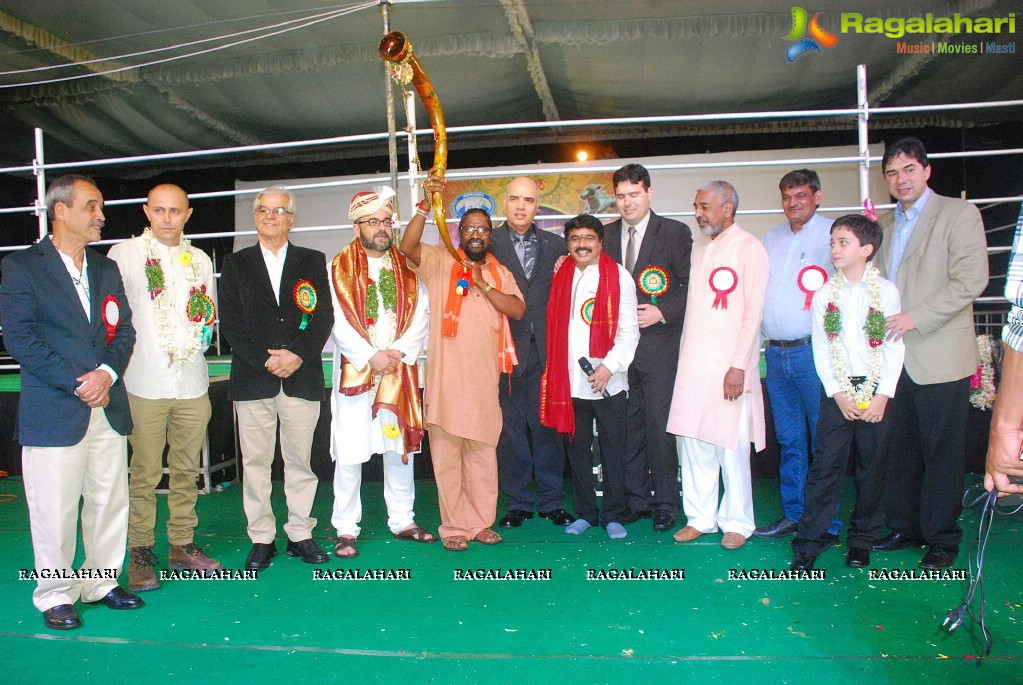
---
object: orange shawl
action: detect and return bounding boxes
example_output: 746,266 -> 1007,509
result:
442,247 -> 518,374
331,240 -> 424,454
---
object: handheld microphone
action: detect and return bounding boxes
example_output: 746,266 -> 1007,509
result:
578,357 -> 611,400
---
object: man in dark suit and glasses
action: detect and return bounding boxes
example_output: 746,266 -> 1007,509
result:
1,174 -> 141,630
602,164 -> 693,531
219,186 -> 334,571
488,176 -> 575,529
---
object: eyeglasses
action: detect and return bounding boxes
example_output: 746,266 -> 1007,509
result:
460,225 -> 492,235
355,218 -> 394,228
256,206 -> 294,217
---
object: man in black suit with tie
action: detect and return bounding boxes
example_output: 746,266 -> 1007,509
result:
602,164 -> 693,531
219,186 -> 334,571
489,177 -> 575,528
1,175 -> 142,630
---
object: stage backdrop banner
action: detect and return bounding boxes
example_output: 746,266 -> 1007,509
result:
233,143 -> 889,258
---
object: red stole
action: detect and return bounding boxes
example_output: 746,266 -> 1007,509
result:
540,252 -> 621,437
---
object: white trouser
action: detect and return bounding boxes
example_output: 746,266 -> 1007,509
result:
22,408 -> 128,611
331,450 -> 416,537
679,395 -> 755,537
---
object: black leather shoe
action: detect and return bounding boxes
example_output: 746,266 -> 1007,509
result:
42,604 -> 81,630
498,509 -> 533,528
871,532 -> 926,551
618,508 -> 651,525
790,552 -> 817,571
245,542 -> 277,570
753,516 -> 798,539
919,545 -> 958,570
286,538 -> 328,564
846,547 -> 871,568
652,509 -> 677,532
539,509 -> 576,526
93,586 -> 144,610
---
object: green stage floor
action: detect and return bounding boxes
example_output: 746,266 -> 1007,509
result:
0,475 -> 1020,683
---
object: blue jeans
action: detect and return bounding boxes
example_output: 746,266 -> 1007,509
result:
765,343 -> 841,534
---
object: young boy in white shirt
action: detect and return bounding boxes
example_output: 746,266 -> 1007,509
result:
790,214 -> 905,571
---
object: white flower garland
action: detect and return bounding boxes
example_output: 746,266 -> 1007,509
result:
827,263 -> 884,410
142,228 -> 207,365
970,334 -> 996,410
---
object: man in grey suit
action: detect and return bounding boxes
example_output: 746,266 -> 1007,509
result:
872,137 -> 989,569
489,177 -> 574,529
602,164 -> 693,531
0,175 -> 141,630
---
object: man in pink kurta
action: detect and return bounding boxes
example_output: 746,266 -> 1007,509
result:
400,188 -> 526,550
667,181 -> 768,549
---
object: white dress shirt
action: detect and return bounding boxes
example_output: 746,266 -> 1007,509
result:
261,241 -> 289,304
55,243 -> 118,384
109,235 -> 215,400
811,269 -> 905,399
568,259 -> 640,399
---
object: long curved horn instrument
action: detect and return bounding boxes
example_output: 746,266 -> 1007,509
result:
378,31 -> 457,260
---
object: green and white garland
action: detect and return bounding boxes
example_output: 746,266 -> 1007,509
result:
142,228 -> 208,364
824,263 -> 885,410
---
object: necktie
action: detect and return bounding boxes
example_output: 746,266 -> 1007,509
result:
625,226 -> 637,273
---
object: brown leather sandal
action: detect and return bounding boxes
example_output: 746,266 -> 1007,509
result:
472,528 -> 502,545
393,524 -> 438,543
442,536 -> 469,551
334,536 -> 358,558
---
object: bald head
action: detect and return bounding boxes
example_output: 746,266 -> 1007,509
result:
505,176 -> 540,234
144,183 -> 193,247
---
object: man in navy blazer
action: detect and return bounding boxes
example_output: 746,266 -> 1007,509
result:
602,164 -> 693,531
0,175 -> 141,630
488,177 -> 574,529
218,186 -> 334,571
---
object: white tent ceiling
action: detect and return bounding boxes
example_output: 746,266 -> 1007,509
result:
0,0 -> 1020,171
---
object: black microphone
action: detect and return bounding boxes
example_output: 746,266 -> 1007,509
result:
578,357 -> 611,400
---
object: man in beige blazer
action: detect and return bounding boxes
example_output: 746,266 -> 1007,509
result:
872,137 -> 988,570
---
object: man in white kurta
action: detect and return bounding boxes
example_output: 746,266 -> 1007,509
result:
329,187 -> 434,558
667,182 -> 769,549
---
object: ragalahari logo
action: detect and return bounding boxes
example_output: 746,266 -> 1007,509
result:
785,7 -> 839,61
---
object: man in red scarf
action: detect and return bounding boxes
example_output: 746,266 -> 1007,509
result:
540,214 -> 639,539
399,175 -> 525,551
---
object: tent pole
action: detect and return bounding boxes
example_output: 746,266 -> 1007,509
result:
381,1 -> 400,216
857,64 -> 870,207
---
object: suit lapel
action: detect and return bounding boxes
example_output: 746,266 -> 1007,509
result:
899,195 -> 938,270
632,214 -> 660,275
248,245 -> 280,308
39,237 -> 91,327
604,221 -> 623,263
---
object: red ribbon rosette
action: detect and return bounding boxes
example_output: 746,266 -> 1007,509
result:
101,295 -> 119,345
293,280 -> 317,331
797,265 -> 828,311
709,266 -> 737,310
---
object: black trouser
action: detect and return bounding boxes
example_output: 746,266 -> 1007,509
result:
567,392 -> 627,526
622,363 -> 680,514
793,391 -> 893,556
882,372 -> 969,550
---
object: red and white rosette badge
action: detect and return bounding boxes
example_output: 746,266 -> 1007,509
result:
101,295 -> 119,345
709,266 -> 737,310
797,265 -> 828,310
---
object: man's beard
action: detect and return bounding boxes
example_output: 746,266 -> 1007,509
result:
360,232 -> 392,252
698,221 -> 725,238
462,239 -> 488,263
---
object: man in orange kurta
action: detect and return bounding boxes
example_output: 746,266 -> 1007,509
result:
667,181 -> 769,550
399,184 -> 525,551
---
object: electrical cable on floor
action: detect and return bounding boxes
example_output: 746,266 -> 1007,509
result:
944,482 -> 1023,654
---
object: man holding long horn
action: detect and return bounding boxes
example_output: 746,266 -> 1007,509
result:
399,174 -> 525,551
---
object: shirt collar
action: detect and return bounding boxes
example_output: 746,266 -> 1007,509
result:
896,186 -> 931,222
260,241 -> 289,260
510,224 -> 537,243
